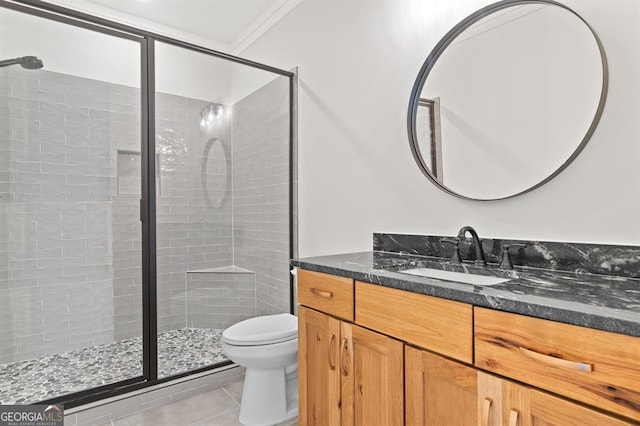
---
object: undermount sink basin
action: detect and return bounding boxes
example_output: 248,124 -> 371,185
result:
398,267 -> 511,286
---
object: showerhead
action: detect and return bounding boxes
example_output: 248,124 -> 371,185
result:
19,56 -> 43,69
0,56 -> 44,70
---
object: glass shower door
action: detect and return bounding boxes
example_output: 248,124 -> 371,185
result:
154,41 -> 292,378
0,6 -> 145,404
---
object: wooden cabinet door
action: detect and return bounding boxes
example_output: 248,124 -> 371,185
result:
298,306 -> 342,425
477,372 -> 529,426
477,373 -> 633,426
529,390 -> 633,426
405,346 -> 477,426
341,322 -> 404,426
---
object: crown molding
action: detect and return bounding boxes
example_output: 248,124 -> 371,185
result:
230,0 -> 302,55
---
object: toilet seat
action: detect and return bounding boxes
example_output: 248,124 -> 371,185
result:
222,313 -> 297,346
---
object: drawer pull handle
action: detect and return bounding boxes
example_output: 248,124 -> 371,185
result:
328,334 -> 336,370
310,288 -> 333,298
481,397 -> 493,426
519,347 -> 593,372
508,409 -> 519,426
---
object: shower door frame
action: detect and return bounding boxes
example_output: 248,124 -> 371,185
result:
1,0 -> 296,409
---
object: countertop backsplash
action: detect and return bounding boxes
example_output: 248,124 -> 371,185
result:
374,233 -> 640,279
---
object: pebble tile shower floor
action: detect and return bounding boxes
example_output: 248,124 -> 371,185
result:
0,328 -> 227,405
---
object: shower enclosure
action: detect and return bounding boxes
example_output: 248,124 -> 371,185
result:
0,0 -> 294,408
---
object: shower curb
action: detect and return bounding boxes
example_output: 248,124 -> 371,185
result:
64,364 -> 243,426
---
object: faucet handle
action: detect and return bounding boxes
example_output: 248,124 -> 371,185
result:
500,244 -> 527,269
440,238 -> 462,263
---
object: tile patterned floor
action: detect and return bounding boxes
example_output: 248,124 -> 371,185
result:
102,377 -> 298,426
0,328 -> 227,405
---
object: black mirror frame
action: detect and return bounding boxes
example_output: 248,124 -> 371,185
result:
407,0 -> 609,201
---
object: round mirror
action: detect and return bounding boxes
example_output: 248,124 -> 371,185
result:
408,0 -> 608,200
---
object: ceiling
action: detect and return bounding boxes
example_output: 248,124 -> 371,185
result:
48,0 -> 300,53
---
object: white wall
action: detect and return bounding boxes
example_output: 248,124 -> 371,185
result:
237,0 -> 640,257
0,5 -> 275,103
154,42 -> 233,102
0,6 -> 140,86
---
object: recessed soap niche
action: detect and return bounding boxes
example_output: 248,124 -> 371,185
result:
117,150 -> 161,195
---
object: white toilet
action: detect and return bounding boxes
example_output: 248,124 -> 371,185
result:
222,313 -> 298,426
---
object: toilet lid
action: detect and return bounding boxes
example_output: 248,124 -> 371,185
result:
222,313 -> 298,346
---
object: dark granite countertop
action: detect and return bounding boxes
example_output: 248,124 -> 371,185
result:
291,251 -> 640,338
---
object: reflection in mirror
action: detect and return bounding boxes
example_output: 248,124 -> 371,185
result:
202,137 -> 231,208
408,0 -> 607,200
416,97 -> 443,180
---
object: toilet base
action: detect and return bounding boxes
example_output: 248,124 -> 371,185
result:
239,363 -> 298,426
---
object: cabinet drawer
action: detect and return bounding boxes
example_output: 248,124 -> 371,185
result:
297,269 -> 354,321
475,307 -> 640,422
356,281 -> 473,363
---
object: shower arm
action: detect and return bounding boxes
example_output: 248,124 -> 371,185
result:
0,58 -> 21,68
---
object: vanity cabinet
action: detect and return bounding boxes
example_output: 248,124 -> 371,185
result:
296,268 -> 640,425
298,269 -> 473,425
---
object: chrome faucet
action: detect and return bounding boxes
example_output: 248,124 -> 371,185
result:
457,226 -> 487,266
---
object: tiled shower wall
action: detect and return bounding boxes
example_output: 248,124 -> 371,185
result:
184,271 -> 256,330
0,68 -> 122,363
96,91 -> 236,340
110,83 -> 143,343
0,67 -> 291,364
154,92 -> 234,334
233,77 -> 291,316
